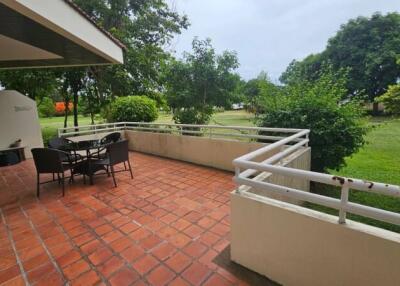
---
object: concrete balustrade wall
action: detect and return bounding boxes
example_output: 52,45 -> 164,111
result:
230,192 -> 400,286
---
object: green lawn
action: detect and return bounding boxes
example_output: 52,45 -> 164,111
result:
310,117 -> 400,232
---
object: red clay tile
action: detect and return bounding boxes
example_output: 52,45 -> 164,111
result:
119,222 -> 140,234
132,255 -> 159,275
110,237 -> 132,252
169,277 -> 190,286
72,270 -> 101,286
182,262 -> 212,286
183,225 -> 204,238
171,219 -> 191,231
0,265 -> 20,284
151,243 -> 176,261
1,275 -> 25,286
95,224 -> 113,236
80,239 -> 104,255
102,230 -> 124,244
160,213 -> 178,224
139,234 -> 162,250
98,256 -> 124,278
63,259 -> 91,280
168,233 -> 191,248
23,253 -> 50,271
88,247 -> 113,266
146,265 -> 175,286
129,227 -> 151,242
57,250 -> 81,268
183,241 -> 207,258
121,245 -> 145,263
165,252 -> 191,273
27,262 -> 55,283
109,267 -> 139,286
203,273 -> 232,286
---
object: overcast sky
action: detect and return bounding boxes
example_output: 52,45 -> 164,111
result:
168,0 -> 399,81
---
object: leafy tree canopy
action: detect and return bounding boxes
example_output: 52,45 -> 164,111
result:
164,38 -> 240,124
280,12 -> 400,103
260,64 -> 366,172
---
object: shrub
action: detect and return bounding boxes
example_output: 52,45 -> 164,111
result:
41,126 -> 58,146
257,67 -> 367,172
37,97 -> 55,117
109,96 -> 158,122
376,84 -> 400,115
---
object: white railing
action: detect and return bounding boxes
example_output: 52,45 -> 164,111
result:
58,122 -> 306,143
57,122 -> 400,226
233,128 -> 400,226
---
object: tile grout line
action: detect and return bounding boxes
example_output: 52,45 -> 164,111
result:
38,198 -> 110,286
0,207 -> 30,286
18,201 -> 69,285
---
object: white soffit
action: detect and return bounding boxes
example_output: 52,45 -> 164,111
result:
0,34 -> 62,61
0,0 -> 124,68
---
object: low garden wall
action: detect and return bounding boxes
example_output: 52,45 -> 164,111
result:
231,192 -> 400,286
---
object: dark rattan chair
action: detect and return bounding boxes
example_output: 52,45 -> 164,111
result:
48,137 -> 82,162
92,132 -> 122,159
89,139 -> 133,187
31,148 -> 77,197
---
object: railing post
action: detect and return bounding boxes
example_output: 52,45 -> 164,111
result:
235,167 -> 241,194
338,183 -> 349,224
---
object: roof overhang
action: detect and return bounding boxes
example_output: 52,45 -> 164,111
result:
0,0 -> 124,69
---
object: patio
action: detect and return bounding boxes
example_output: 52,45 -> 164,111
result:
0,152 -> 275,286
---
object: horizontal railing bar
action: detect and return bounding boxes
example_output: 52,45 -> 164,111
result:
234,129 -> 310,162
239,139 -> 309,179
235,176 -> 400,225
58,122 -> 306,133
235,160 -> 400,197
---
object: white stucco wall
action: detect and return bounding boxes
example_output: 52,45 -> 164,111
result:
0,90 -> 44,158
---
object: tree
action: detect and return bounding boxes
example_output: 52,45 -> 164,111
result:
259,65 -> 366,172
376,84 -> 400,115
0,0 -> 189,128
243,71 -> 279,116
164,38 -> 239,125
0,69 -> 59,100
280,12 -> 400,113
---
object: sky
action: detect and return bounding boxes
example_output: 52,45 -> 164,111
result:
167,0 -> 400,81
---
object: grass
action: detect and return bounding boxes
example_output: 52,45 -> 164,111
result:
309,117 -> 400,232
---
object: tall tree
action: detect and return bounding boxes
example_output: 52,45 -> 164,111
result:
280,12 -> 400,113
164,38 -> 239,124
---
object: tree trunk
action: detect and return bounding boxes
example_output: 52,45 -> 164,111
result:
372,102 -> 380,115
63,99 -> 70,129
73,91 -> 78,131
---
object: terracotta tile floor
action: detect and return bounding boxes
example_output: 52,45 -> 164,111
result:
0,152 -> 276,286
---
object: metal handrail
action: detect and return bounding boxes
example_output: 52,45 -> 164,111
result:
232,128 -> 400,226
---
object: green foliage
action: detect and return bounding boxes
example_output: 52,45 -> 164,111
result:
109,96 -> 158,122
243,71 -> 280,115
281,12 -> 400,105
258,66 -> 367,172
376,84 -> 400,115
0,69 -> 59,100
37,97 -> 55,118
41,127 -> 58,147
164,38 -> 239,124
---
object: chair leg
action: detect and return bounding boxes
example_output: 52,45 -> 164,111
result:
36,173 -> 40,198
123,161 -> 127,170
110,165 -> 117,187
52,173 -> 55,181
57,173 -> 61,185
127,160 -> 133,179
61,172 -> 65,197
106,166 -> 110,177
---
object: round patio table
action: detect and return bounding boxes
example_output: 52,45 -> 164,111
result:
60,139 -> 109,185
